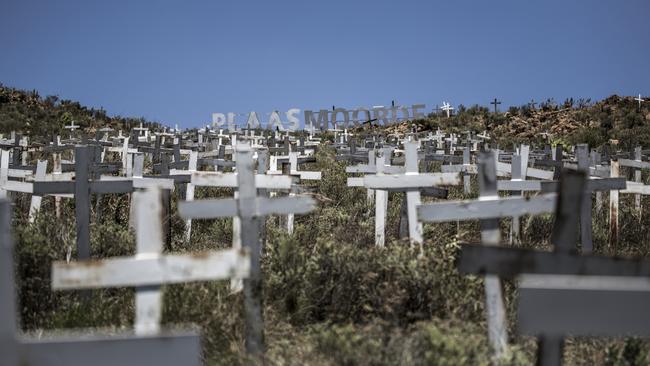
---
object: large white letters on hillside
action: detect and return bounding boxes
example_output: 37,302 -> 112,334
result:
285,108 -> 300,131
246,112 -> 261,129
212,103 -> 431,131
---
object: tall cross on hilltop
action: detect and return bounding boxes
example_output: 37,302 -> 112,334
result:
491,98 -> 502,113
441,102 -> 453,118
635,94 -> 645,111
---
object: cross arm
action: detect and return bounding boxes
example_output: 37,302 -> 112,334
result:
363,173 -> 460,189
497,180 -> 545,191
52,248 -> 250,289
621,181 -> 650,194
540,178 -> 625,193
191,172 -> 292,189
345,165 -> 405,174
3,180 -> 33,194
497,162 -> 554,180
178,196 -> 316,219
89,180 -> 134,194
618,158 -> 650,170
100,175 -> 175,191
441,165 -> 478,174
33,181 -> 75,195
144,173 -> 191,184
457,244 -> 650,278
417,193 -> 557,222
17,331 -> 200,366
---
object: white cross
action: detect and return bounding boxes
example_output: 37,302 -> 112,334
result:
418,151 -> 559,358
64,120 -> 80,131
0,200 -> 202,366
177,144 -> 316,360
184,149 -> 292,252
52,186 -> 250,336
441,102 -> 454,118
359,141 -> 460,245
635,93 -> 645,110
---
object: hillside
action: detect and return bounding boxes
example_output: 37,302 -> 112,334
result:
4,84 -> 650,364
2,84 -> 648,150
380,95 -> 649,150
0,84 -> 163,139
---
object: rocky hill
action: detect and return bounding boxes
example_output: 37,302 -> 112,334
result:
2,83 -> 649,150
0,84 -> 163,139
379,95 -> 649,150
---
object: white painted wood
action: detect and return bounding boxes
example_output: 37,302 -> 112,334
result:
184,151 -> 198,242
178,196 -> 315,218
191,172 -> 292,189
404,141 -> 423,245
609,161 -> 620,250
347,177 -> 364,187
418,194 -> 557,222
374,153 -> 388,247
52,187 -> 251,337
52,248 -> 251,289
0,150 -> 8,199
363,173 -> 460,189
497,161 -> 553,180
28,160 -> 47,222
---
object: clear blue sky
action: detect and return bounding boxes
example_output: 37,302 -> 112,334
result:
1,0 -> 648,128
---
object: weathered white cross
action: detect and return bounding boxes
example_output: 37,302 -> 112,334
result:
417,151 -> 559,359
456,169 -> 650,365
52,186 -> 250,335
635,93 -> 645,110
33,146 -> 136,259
0,200 -> 202,366
177,144 -> 316,361
358,141 -> 459,246
441,101 -> 454,118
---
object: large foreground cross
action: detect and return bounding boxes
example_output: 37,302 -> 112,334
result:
418,151 -> 559,359
0,200 -> 201,365
51,187 -> 249,335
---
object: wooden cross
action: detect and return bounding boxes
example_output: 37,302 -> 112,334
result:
0,200 -> 202,366
52,187 -> 249,335
357,141 -> 459,245
184,150 -> 290,244
455,170 -> 650,365
490,98 -> 501,113
33,146 -> 135,259
417,151 -> 563,358
529,99 -> 537,109
64,120 -> 80,139
133,122 -> 149,138
177,144 -> 316,361
635,93 -> 645,111
441,102 -> 454,118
